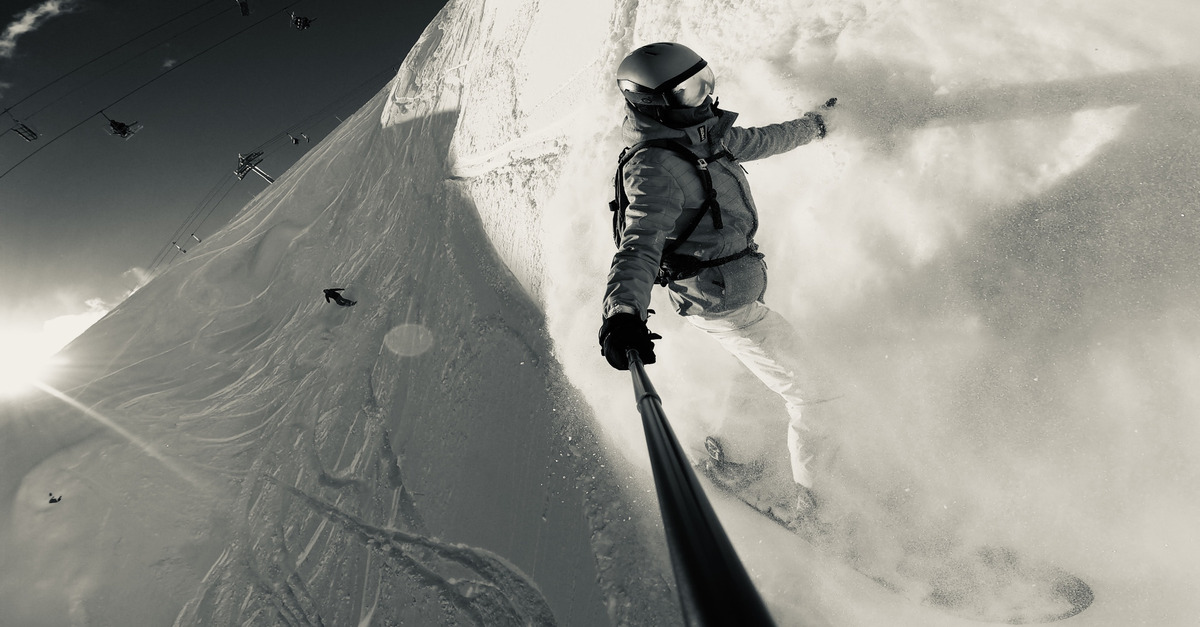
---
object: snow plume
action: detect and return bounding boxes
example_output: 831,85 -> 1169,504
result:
0,0 -> 74,58
444,0 -> 1200,624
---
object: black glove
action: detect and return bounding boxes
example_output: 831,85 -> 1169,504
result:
598,312 -> 661,371
804,98 -> 837,139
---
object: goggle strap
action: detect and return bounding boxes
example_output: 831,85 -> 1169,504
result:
655,59 -> 709,95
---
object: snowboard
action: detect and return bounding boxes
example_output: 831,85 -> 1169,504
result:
699,436 -> 1094,624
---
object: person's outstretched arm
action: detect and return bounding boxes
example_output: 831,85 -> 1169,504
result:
722,99 -> 836,162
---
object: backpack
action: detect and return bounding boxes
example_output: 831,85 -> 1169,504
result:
609,139 -> 756,285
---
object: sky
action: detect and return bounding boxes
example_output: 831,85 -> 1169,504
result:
0,0 -> 447,357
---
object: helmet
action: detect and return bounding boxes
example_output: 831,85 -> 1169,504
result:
617,42 -> 716,108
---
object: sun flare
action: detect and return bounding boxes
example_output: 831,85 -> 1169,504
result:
0,330 -> 63,398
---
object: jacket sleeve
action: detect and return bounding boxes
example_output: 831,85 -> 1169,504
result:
603,151 -> 687,320
721,114 -> 823,162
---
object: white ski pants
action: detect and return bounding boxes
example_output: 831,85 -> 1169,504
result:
686,301 -> 827,488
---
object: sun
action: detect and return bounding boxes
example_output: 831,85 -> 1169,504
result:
0,330 -> 62,398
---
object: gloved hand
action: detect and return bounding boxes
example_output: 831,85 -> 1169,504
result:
804,97 -> 838,139
598,312 -> 661,371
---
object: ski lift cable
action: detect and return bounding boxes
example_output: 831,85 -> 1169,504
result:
78,50 -> 388,276
177,63 -> 403,253
255,62 -> 400,148
151,167 -> 238,274
148,63 -> 404,275
102,1 -> 302,112
147,173 -> 236,275
246,63 -> 401,155
151,182 -> 230,273
146,165 -> 232,273
3,0 -> 225,114
24,2 -> 237,121
188,172 -> 241,234
283,63 -> 401,133
152,183 -> 221,269
181,173 -> 238,239
0,1 -> 303,183
0,113 -> 100,180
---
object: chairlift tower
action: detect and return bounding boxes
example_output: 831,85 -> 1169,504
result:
235,151 -> 274,183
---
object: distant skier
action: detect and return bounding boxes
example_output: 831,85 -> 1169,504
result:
598,42 -> 837,517
323,288 -> 356,306
48,493 -> 62,504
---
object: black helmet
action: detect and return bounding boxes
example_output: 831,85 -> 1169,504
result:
616,42 -> 715,108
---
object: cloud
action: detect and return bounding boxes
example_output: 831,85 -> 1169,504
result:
37,266 -> 152,354
122,266 -> 152,295
40,299 -> 106,354
0,0 -> 75,59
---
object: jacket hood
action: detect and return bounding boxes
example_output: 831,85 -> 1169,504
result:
621,102 -> 739,148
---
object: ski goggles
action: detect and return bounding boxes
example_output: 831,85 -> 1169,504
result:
670,64 -> 716,107
619,61 -> 716,108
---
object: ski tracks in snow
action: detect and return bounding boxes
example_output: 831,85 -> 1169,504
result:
268,477 -> 556,627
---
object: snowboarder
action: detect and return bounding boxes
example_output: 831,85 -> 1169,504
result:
598,42 -> 837,516
48,492 -> 62,504
323,288 -> 356,306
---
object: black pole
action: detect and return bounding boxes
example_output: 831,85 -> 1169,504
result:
627,349 -> 776,627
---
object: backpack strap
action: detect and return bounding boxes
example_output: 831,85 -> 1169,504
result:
610,138 -> 727,256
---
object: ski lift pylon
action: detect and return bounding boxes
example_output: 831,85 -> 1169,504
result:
235,151 -> 275,183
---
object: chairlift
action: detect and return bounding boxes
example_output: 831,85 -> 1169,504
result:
5,109 -> 38,141
173,241 -> 187,253
288,132 -> 309,145
101,111 -> 141,140
10,122 -> 39,142
191,233 -> 202,243
235,0 -> 250,16
290,12 -> 314,30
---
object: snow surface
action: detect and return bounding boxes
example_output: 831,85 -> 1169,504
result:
4,0 -> 1200,625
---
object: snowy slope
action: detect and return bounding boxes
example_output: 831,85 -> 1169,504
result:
3,0 -> 1200,626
